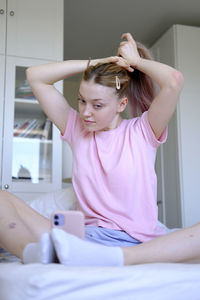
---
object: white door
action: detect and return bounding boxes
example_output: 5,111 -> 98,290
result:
175,25 -> 200,227
0,0 -> 6,55
0,55 -> 5,188
6,0 -> 63,60
151,29 -> 182,229
2,56 -> 62,193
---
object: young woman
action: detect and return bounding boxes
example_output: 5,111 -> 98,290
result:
0,33 -> 200,266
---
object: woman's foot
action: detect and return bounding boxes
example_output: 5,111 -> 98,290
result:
51,228 -> 124,266
23,232 -> 56,264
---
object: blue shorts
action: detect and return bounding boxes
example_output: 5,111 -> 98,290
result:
85,226 -> 141,247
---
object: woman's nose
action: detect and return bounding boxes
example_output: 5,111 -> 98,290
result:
83,105 -> 92,117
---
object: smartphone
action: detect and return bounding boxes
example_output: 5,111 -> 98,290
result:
51,210 -> 85,239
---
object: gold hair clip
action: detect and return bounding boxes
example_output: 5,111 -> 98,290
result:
115,76 -> 121,90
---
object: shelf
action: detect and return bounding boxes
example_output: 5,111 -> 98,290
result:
13,137 -> 52,144
15,98 -> 38,104
12,176 -> 51,183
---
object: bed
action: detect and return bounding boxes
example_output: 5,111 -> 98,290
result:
1,186 -> 200,300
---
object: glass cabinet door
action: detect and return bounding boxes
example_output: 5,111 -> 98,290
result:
0,55 -> 5,189
2,57 -> 62,192
13,66 -> 53,184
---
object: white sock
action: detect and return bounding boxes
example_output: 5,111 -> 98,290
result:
51,228 -> 124,267
23,232 -> 56,264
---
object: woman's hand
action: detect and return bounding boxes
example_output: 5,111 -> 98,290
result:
118,33 -> 141,68
90,56 -> 119,66
91,55 -> 134,72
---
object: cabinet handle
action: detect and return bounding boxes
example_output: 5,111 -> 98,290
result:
0,9 -> 5,14
9,10 -> 14,16
4,184 -> 9,190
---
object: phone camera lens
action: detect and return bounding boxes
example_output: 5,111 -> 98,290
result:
54,215 -> 59,220
54,221 -> 59,226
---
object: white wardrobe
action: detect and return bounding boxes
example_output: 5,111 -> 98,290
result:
151,25 -> 200,228
0,0 -> 64,202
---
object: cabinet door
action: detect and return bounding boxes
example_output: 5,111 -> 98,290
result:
6,0 -> 63,61
0,55 -> 5,188
2,56 -> 62,193
175,25 -> 200,227
0,0 -> 6,54
151,35 -> 182,229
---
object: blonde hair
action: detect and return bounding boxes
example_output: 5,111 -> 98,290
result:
83,42 -> 155,117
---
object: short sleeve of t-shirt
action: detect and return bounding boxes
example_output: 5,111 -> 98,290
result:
60,108 -> 80,146
132,111 -> 168,148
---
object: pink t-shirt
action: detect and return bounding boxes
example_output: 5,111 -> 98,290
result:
61,108 -> 168,242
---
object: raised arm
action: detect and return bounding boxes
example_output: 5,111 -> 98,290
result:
26,60 -> 90,134
118,33 -> 184,139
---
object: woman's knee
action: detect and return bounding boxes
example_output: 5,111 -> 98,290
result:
0,190 -> 11,201
0,191 -> 24,214
0,190 -> 17,203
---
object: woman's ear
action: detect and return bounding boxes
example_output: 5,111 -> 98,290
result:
118,97 -> 128,112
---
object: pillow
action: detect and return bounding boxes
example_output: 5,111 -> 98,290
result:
29,186 -> 78,219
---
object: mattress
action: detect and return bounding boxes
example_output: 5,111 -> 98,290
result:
0,261 -> 200,300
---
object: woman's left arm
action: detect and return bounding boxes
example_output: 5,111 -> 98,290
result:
118,33 -> 184,139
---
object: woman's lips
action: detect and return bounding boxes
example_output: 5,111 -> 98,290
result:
84,120 -> 96,124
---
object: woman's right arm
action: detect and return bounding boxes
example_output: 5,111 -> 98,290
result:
26,60 -> 91,134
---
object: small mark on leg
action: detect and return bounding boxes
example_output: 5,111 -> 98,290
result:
9,222 -> 16,229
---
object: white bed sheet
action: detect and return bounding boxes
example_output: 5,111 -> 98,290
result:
0,262 -> 200,300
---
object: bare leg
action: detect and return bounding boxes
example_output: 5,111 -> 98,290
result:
122,222 -> 200,265
0,190 -> 50,260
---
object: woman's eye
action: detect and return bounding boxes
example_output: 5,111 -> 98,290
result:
78,98 -> 85,104
94,104 -> 103,109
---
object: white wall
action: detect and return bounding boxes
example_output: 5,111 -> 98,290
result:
62,78 -> 80,180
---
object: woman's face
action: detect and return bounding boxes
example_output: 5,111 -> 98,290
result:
78,80 -> 125,132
